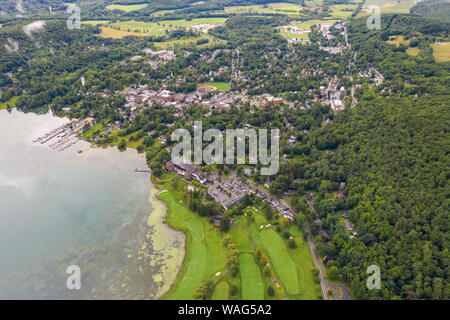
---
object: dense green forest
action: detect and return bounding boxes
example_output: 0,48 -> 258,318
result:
0,1 -> 448,300
411,0 -> 450,20
307,93 -> 449,299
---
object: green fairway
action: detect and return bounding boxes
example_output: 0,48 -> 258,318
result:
254,228 -> 300,295
330,5 -> 357,19
287,226 -> 322,299
211,281 -> 229,300
239,253 -> 265,299
159,190 -> 227,300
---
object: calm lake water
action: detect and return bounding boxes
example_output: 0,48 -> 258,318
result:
0,109 -> 184,299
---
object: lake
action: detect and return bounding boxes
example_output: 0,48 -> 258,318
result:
0,109 -> 184,299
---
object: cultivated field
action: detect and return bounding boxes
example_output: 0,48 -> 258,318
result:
239,253 -> 265,299
431,42 -> 450,62
206,82 -> 230,91
106,4 -> 148,12
211,281 -> 229,300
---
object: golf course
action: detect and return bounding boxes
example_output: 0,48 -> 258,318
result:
155,176 -> 321,300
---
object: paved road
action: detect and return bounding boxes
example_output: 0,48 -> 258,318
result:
306,225 -> 329,300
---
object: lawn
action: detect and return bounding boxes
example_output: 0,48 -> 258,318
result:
230,226 -> 254,254
211,281 -> 229,300
386,35 -> 409,47
159,190 -> 227,300
106,4 -> 148,12
98,26 -> 146,39
431,42 -> 450,63
253,228 -> 300,295
80,121 -> 104,139
206,82 -> 229,91
239,253 -> 265,299
406,46 -> 421,56
81,20 -> 110,26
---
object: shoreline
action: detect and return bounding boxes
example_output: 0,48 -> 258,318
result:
149,175 -> 193,300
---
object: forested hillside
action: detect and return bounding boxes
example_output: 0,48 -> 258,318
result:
411,0 -> 450,20
309,93 -> 449,299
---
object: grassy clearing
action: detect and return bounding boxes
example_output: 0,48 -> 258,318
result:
211,281 -> 229,300
106,4 -> 148,12
0,96 -> 18,110
406,46 -> 421,56
159,190 -> 227,300
239,253 -> 265,299
253,228 -> 300,295
286,226 -> 322,299
386,35 -> 409,47
81,20 -> 110,26
431,42 -> 450,62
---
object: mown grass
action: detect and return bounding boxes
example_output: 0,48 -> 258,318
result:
98,26 -> 146,39
211,281 -> 229,300
239,253 -> 265,299
253,227 -> 300,295
158,190 -> 227,300
247,207 -> 321,298
206,82 -> 229,91
286,226 -> 322,299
